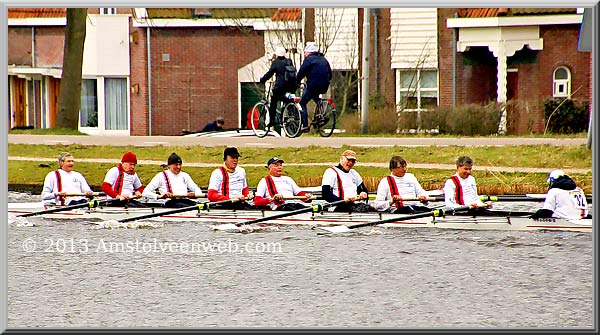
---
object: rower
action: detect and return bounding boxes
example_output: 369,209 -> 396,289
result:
142,152 -> 204,208
443,156 -> 493,215
41,152 -> 95,207
101,151 -> 145,207
321,149 -> 372,212
207,147 -> 254,209
531,169 -> 590,220
254,157 -> 313,211
371,156 -> 430,214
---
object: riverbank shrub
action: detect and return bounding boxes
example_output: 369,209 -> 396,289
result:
543,98 -> 589,134
419,102 -> 503,136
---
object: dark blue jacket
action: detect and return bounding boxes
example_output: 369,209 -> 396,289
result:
260,56 -> 293,92
296,52 -> 332,89
201,121 -> 223,132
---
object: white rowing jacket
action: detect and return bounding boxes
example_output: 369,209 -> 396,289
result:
255,175 -> 306,210
543,187 -> 588,220
443,174 -> 485,208
321,166 -> 363,199
103,166 -> 143,199
41,170 -> 92,205
208,166 -> 248,199
143,170 -> 203,201
371,173 -> 428,211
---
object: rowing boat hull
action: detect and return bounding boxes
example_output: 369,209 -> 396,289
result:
8,202 -> 592,232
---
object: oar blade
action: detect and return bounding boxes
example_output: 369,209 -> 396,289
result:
91,219 -> 164,229
317,225 -> 352,234
210,223 -> 240,231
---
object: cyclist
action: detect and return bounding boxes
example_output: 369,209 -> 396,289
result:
296,42 -> 332,132
259,46 -> 297,128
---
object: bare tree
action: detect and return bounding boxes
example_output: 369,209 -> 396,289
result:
329,25 -> 359,117
312,8 -> 345,56
56,8 -> 87,129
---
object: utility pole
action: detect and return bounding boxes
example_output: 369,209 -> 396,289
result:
360,8 -> 370,134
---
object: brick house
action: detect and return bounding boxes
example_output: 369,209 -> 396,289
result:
8,8 -> 300,135
367,8 -> 590,134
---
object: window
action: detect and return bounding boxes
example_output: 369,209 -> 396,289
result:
100,8 -> 117,15
104,78 -> 128,130
397,69 -> 438,112
80,79 -> 98,127
553,66 -> 571,98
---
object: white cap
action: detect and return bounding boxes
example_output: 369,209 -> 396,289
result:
275,47 -> 286,57
342,150 -> 357,160
546,169 -> 565,183
304,42 -> 318,53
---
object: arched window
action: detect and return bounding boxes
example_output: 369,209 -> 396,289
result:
553,66 -> 571,98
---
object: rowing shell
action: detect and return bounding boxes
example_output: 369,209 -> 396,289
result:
7,202 -> 592,233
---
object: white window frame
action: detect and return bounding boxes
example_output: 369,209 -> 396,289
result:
396,69 -> 438,113
553,66 -> 571,98
78,76 -> 130,135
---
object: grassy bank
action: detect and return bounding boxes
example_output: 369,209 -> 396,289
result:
8,143 -> 592,195
8,143 -> 592,169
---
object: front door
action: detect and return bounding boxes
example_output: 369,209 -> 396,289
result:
48,77 -> 61,128
507,71 -> 518,101
11,76 -> 26,128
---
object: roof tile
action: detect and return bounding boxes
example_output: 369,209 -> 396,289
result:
458,8 -> 577,18
8,8 -> 66,18
272,8 -> 301,21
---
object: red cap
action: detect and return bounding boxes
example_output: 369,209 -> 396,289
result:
121,151 -> 137,164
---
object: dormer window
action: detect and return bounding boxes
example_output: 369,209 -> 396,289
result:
553,66 -> 571,98
100,8 -> 117,15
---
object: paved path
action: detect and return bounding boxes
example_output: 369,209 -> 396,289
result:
8,156 -> 591,175
7,134 -> 587,148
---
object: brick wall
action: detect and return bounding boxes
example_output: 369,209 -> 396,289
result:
34,27 -> 65,67
9,27 -> 65,67
369,9 -> 395,107
8,28 -> 32,65
133,27 -> 264,136
129,24 -> 149,136
438,8 -> 460,108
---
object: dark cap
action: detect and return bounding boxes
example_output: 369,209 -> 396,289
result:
168,152 -> 182,165
223,147 -> 241,160
266,157 -> 284,167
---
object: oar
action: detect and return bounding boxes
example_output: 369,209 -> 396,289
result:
425,194 -> 593,203
17,198 -> 119,217
234,198 -> 348,227
388,196 -> 437,204
481,194 -> 592,203
269,195 -> 316,201
318,205 -> 473,234
165,193 -> 207,198
115,198 -> 240,223
63,192 -> 106,197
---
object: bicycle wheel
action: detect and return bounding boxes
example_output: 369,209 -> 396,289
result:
281,103 -> 302,138
250,101 -> 270,138
317,100 -> 336,137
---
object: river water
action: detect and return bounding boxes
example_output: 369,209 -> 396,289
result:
6,192 -> 594,329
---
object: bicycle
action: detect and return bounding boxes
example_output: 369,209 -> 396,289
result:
250,82 -> 302,138
296,84 -> 337,137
